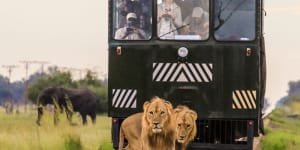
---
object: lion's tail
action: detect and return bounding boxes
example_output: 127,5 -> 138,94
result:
118,127 -> 125,150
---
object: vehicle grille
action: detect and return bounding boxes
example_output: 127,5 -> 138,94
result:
193,120 -> 249,145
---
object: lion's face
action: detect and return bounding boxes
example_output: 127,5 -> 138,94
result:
174,106 -> 198,144
143,97 -> 173,133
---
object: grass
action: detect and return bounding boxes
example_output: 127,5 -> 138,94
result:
261,101 -> 300,150
0,107 -> 114,150
261,128 -> 300,150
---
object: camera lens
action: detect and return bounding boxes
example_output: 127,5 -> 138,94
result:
126,27 -> 133,32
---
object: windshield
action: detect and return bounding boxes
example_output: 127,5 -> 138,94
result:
113,0 -> 152,40
157,0 -> 209,40
214,0 -> 256,41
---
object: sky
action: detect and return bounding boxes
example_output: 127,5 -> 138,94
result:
0,0 -> 108,80
0,0 -> 300,109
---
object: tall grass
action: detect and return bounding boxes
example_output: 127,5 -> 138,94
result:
262,128 -> 300,150
261,102 -> 300,150
0,107 -> 114,150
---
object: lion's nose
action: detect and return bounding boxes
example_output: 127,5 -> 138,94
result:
180,135 -> 185,139
153,122 -> 159,126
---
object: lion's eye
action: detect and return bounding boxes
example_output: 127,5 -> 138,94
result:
149,111 -> 153,115
186,124 -> 191,128
178,124 -> 181,128
160,111 -> 165,115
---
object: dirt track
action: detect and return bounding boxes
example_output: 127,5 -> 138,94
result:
253,118 -> 270,150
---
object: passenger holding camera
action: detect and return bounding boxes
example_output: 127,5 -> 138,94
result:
181,7 -> 209,40
157,0 -> 182,39
115,13 -> 147,40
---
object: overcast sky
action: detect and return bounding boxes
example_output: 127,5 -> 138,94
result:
0,0 -> 108,80
0,0 -> 300,108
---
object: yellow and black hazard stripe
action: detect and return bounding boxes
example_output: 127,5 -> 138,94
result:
232,90 -> 256,109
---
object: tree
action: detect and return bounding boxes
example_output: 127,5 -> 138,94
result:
26,71 -> 76,104
288,80 -> 300,96
26,69 -> 108,113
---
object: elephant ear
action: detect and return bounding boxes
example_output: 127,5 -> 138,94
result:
53,87 -> 65,100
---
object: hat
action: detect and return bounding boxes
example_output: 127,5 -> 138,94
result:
192,7 -> 204,18
126,13 -> 137,20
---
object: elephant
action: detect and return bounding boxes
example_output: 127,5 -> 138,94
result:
36,86 -> 97,125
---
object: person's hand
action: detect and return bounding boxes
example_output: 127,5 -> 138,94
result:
168,11 -> 175,20
158,11 -> 165,21
181,25 -> 191,35
133,28 -> 140,34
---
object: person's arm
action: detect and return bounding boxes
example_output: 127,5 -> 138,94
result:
157,4 -> 164,22
198,22 -> 209,39
115,28 -> 130,40
173,5 -> 182,28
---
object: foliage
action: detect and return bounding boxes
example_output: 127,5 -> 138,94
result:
26,69 -> 108,113
262,79 -> 300,149
262,101 -> 300,149
288,80 -> 300,95
261,128 -> 300,150
26,71 -> 76,104
0,75 -> 21,103
0,72 -> 45,104
64,134 -> 83,150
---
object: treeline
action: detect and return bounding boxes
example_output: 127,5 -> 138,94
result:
0,75 -> 26,104
277,80 -> 300,106
0,67 -> 108,113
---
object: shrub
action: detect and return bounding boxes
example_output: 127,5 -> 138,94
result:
64,134 -> 82,150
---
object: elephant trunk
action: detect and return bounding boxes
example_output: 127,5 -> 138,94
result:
36,106 -> 43,126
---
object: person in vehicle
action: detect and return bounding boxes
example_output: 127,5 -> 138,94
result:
115,12 -> 147,40
181,7 -> 209,40
157,0 -> 182,39
116,0 -> 142,29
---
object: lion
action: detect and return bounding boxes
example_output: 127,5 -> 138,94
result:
118,100 -> 197,150
118,112 -> 143,150
174,105 -> 198,150
141,96 -> 176,150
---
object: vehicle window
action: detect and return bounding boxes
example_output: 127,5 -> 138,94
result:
113,0 -> 152,40
214,0 -> 256,41
157,0 -> 209,40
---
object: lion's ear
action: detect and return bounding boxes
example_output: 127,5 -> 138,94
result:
174,108 -> 181,114
174,105 -> 186,114
164,100 -> 173,111
143,101 -> 150,111
188,110 -> 198,120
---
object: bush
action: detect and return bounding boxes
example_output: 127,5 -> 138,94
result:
98,143 -> 114,150
64,134 -> 82,150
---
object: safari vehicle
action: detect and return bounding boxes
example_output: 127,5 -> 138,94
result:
108,0 -> 266,149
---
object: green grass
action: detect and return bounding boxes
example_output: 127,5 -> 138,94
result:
261,101 -> 300,150
262,128 -> 300,150
0,107 -> 114,150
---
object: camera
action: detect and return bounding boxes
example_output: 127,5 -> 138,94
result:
128,17 -> 137,22
161,14 -> 172,21
126,27 -> 134,32
127,17 -> 137,28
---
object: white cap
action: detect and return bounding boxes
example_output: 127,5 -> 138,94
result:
192,7 -> 204,18
126,13 -> 137,20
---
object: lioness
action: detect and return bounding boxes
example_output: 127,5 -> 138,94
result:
141,96 -> 176,150
174,105 -> 198,150
118,104 -> 197,150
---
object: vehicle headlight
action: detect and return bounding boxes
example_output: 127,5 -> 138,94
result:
178,47 -> 189,58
